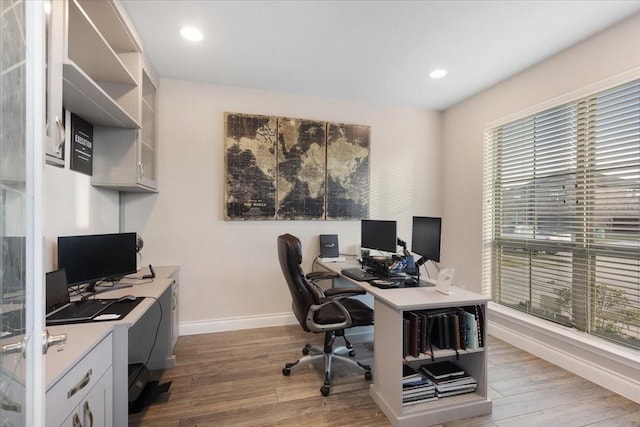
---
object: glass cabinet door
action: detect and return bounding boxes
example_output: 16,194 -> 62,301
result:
1,1 -> 46,425
139,68 -> 157,187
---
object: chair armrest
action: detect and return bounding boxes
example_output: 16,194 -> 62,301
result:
306,299 -> 352,332
306,271 -> 339,281
306,272 -> 340,299
324,287 -> 366,297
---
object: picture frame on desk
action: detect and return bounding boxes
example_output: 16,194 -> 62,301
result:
435,267 -> 455,295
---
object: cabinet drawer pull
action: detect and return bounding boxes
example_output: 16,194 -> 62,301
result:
67,369 -> 92,399
1,391 -> 21,412
72,413 -> 83,427
83,401 -> 94,427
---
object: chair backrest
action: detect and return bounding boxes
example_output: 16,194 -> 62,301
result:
277,234 -> 317,331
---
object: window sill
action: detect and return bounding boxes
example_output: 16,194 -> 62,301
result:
488,302 -> 640,404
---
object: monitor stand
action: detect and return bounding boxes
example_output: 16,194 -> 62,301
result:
412,257 -> 437,287
84,281 -> 98,294
84,281 -> 132,297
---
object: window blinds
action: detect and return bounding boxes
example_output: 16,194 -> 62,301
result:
483,79 -> 640,350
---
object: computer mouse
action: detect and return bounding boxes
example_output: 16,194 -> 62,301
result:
117,295 -> 137,302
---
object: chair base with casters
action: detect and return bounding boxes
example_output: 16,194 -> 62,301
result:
282,329 -> 372,397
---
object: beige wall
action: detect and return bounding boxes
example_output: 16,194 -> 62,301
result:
123,81 -> 442,330
442,13 -> 640,292
44,147 -> 120,270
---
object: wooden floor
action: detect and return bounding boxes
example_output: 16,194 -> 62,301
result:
129,325 -> 640,427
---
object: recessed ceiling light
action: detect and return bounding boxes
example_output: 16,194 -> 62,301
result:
180,26 -> 203,42
429,69 -> 448,79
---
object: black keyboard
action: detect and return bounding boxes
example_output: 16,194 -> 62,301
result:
47,299 -> 115,324
341,268 -> 377,282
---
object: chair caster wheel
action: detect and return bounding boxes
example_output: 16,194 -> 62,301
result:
320,385 -> 330,396
282,368 -> 291,376
348,350 -> 356,357
365,371 -> 372,381
302,347 -> 310,355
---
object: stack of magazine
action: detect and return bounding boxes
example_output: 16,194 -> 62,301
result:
418,360 -> 477,398
402,365 -> 436,406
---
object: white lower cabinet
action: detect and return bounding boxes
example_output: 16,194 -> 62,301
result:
46,333 -> 113,427
61,366 -> 112,427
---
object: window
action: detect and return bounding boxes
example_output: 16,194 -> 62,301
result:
483,79 -> 640,351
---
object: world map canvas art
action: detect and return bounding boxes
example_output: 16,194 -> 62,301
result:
224,112 -> 370,220
224,113 -> 278,219
326,122 -> 370,220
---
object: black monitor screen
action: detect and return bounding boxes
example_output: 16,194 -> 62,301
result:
57,232 -> 137,287
411,216 -> 442,263
361,220 -> 397,253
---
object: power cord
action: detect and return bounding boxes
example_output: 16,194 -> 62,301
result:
141,296 -> 163,370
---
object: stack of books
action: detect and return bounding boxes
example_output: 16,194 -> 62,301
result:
402,365 -> 436,406
402,305 -> 484,358
419,360 -> 477,398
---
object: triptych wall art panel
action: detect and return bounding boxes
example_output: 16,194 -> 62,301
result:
224,112 -> 370,220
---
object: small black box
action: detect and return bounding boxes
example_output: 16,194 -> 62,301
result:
319,234 -> 339,258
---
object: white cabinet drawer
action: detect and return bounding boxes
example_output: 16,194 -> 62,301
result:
47,333 -> 112,426
61,366 -> 113,427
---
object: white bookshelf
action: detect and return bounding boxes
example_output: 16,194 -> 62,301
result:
319,258 -> 492,427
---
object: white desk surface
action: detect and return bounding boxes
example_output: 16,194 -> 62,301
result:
317,256 -> 489,311
45,266 -> 178,390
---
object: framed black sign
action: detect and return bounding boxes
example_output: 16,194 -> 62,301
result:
70,112 -> 93,176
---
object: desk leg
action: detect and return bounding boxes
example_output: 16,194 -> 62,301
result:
111,325 -> 129,426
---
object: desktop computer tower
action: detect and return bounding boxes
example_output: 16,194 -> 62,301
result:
128,363 -> 151,412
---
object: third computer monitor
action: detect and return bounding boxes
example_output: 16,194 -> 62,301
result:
411,216 -> 441,264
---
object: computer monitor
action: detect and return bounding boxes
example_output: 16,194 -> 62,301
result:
411,216 -> 442,265
361,220 -> 397,253
57,232 -> 137,291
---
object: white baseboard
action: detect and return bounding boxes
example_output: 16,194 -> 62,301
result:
489,302 -> 640,404
179,312 -> 298,335
178,313 -> 374,344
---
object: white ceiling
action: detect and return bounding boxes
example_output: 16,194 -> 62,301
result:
121,1 -> 640,111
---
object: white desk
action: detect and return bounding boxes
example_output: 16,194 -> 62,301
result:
46,265 -> 179,426
317,257 -> 492,427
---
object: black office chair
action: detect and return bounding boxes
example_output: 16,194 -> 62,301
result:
277,233 -> 374,396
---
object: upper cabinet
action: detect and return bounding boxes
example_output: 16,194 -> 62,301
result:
92,57 -> 159,192
53,0 -> 159,192
62,0 -> 140,128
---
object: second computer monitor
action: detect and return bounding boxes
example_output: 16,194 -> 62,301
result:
361,219 -> 397,253
57,232 -> 137,289
411,216 -> 442,263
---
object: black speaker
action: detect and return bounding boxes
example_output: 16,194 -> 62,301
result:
319,234 -> 339,258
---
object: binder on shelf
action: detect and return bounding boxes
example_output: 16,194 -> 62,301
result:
418,311 -> 429,354
403,318 -> 410,358
419,360 -> 465,380
449,312 -> 461,350
462,310 -> 478,349
406,311 -> 420,357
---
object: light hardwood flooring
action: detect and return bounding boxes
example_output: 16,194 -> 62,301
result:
129,325 -> 640,427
